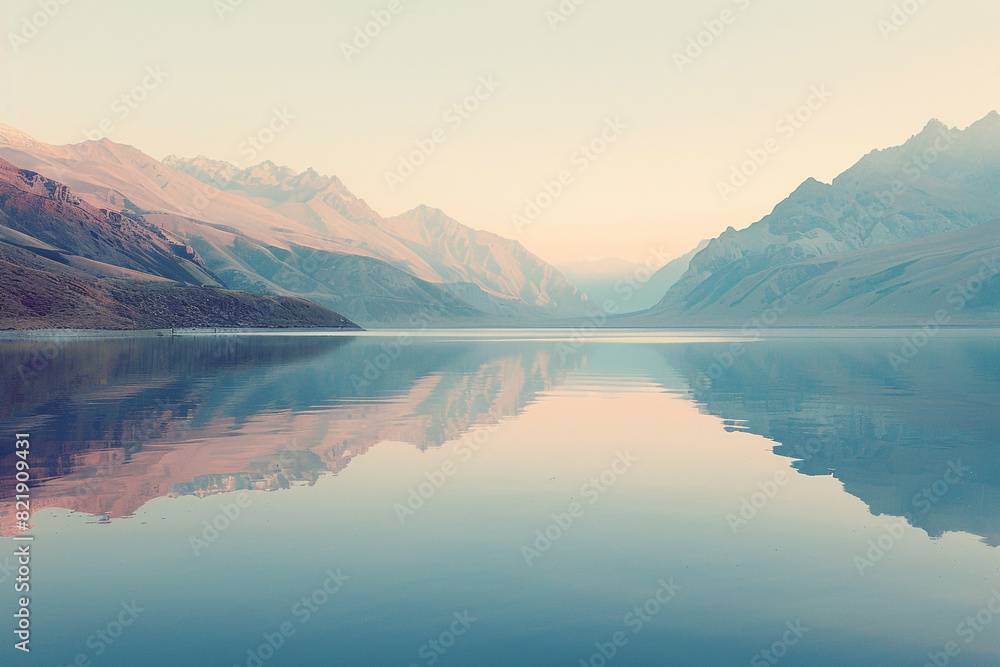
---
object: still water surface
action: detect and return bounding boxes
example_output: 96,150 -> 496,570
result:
0,331 -> 998,666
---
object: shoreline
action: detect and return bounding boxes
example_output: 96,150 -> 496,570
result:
1,324 -> 998,341
0,326 -> 364,341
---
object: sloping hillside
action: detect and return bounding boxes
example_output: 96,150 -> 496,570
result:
0,158 -> 214,285
633,218 -> 1000,326
0,130 -> 497,326
644,113 -> 1000,325
163,156 -> 587,318
388,205 -> 586,312
0,159 -> 360,331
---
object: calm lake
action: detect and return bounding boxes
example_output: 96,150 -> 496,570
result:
1,330 -> 998,666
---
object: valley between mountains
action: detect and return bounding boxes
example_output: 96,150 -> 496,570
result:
1,113 -> 999,331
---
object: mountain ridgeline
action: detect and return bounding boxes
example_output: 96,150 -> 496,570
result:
160,156 -> 588,323
2,112 -> 1000,330
635,112 -> 1000,326
0,123 -> 587,328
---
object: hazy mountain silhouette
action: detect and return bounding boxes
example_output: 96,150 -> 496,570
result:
640,113 -> 1000,326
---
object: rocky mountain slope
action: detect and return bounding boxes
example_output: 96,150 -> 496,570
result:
643,112 -> 1000,325
388,205 -> 586,314
162,155 -> 587,321
634,218 -> 1000,325
0,158 -> 359,331
0,128 -> 496,326
0,158 -> 213,284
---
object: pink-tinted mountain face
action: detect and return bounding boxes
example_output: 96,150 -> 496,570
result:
0,125 -> 587,325
163,155 -> 587,317
0,156 -> 360,330
0,158 -> 210,283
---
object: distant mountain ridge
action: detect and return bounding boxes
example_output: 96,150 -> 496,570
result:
555,244 -> 710,315
641,112 -> 1000,325
163,154 -> 587,319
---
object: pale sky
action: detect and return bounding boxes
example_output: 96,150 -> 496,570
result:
2,0 -> 998,264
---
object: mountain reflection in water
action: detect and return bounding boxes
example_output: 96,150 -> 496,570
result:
1,333 -> 997,548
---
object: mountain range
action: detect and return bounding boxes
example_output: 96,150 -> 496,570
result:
162,156 -> 585,315
0,122 -> 590,328
1,112 -> 1000,330
634,113 -> 1000,326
